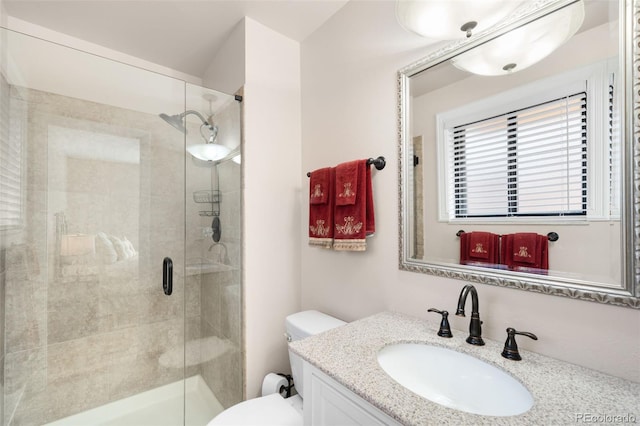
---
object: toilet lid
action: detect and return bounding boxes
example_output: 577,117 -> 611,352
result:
207,394 -> 303,426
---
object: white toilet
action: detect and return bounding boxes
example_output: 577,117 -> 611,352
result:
207,310 -> 346,425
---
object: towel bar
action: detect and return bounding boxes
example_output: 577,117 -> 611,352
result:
306,156 -> 386,177
456,230 -> 559,242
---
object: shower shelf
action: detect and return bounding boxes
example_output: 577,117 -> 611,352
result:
193,190 -> 221,217
193,190 -> 221,203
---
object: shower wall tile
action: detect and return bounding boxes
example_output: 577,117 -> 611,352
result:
201,272 -> 222,334
185,315 -> 202,379
149,144 -> 184,197
0,355 -> 4,426
221,279 -> 242,346
3,347 -> 47,425
186,273 -> 201,319
9,362 -> 111,425
0,274 -> 3,426
200,320 -> 242,409
4,272 -> 46,354
49,336 -> 102,374
201,270 -> 242,344
47,275 -> 100,344
98,286 -> 184,332
107,319 -> 185,402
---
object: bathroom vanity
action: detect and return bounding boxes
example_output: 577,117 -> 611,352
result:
290,312 -> 639,425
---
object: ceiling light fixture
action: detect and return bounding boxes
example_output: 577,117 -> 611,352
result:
395,0 -> 523,40
451,1 -> 585,76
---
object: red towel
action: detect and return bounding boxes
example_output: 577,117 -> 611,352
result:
513,233 -> 537,264
333,159 -> 375,251
335,161 -> 358,205
459,232 -> 499,266
308,167 -> 334,248
501,233 -> 549,272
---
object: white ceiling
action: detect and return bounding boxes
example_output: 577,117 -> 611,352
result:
3,0 -> 350,78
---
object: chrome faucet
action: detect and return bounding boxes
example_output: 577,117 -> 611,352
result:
455,284 -> 484,346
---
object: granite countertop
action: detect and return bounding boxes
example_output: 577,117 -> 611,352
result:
289,311 -> 639,425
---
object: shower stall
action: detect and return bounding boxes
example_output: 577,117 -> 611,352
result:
0,28 -> 243,425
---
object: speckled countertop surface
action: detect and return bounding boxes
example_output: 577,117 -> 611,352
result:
289,311 -> 640,425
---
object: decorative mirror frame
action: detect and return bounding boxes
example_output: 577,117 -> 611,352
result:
398,0 -> 640,309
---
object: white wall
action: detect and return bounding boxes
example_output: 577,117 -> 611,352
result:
2,18 -> 194,117
5,17 -> 201,85
301,0 -> 640,383
242,18 -> 303,398
204,17 -> 302,399
202,19 -> 246,96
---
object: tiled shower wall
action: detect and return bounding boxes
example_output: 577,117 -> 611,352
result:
0,71 -> 9,426
200,159 -> 242,409
2,85 -> 191,425
185,97 -> 242,409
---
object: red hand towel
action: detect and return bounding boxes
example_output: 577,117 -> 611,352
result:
333,159 -> 375,251
537,234 -> 549,270
460,232 -> 499,265
469,232 -> 491,260
308,167 -> 334,249
512,233 -> 537,264
500,233 -> 549,272
310,167 -> 330,205
335,161 -> 358,205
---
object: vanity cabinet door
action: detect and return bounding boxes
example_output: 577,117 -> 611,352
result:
304,363 -> 401,426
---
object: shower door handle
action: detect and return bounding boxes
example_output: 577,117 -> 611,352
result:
162,257 -> 173,296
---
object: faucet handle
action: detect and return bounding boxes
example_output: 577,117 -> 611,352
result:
427,308 -> 453,338
501,327 -> 538,361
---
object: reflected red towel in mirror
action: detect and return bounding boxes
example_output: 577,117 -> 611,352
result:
501,233 -> 548,271
512,233 -> 538,264
459,232 -> 500,265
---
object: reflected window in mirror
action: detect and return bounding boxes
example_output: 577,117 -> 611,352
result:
398,0 -> 639,308
433,59 -> 620,222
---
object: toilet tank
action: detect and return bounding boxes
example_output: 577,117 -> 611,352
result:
285,310 -> 346,399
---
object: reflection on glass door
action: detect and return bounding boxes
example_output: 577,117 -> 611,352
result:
1,28 -> 189,425
1,28 -> 243,426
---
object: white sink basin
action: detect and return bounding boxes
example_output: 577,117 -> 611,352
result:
377,343 -> 533,416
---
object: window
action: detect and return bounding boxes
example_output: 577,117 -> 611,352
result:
436,59 -> 618,223
451,93 -> 587,218
0,78 -> 25,230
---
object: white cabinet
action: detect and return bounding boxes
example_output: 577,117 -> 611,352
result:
303,362 -> 402,426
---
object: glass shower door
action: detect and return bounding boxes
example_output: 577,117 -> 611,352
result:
1,28 -> 189,425
183,84 -> 243,423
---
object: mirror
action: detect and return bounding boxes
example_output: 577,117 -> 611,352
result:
398,0 -> 639,308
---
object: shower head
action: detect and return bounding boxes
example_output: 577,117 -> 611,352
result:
160,109 -> 230,161
159,113 -> 187,134
159,110 -> 213,134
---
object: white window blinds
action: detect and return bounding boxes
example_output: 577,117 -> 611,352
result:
450,92 -> 587,218
608,77 -> 621,218
0,82 -> 24,230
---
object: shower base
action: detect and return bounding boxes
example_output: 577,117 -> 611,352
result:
45,375 -> 224,426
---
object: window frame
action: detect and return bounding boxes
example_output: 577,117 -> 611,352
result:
451,92 -> 588,219
436,59 -> 617,224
